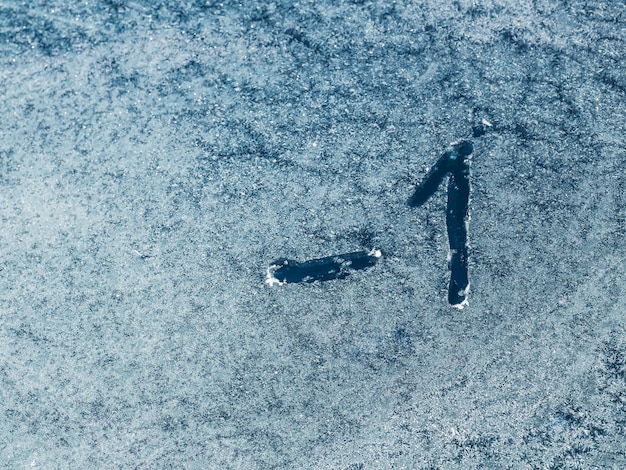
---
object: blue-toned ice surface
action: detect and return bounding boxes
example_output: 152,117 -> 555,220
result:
1,1 -> 625,468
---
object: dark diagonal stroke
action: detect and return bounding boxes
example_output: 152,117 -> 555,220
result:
408,141 -> 472,308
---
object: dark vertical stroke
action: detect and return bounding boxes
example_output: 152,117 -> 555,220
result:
446,156 -> 470,306
408,141 -> 472,307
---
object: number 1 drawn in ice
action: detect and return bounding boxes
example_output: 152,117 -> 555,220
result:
408,141 -> 473,308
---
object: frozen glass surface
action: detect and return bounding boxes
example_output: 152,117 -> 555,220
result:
1,1 -> 625,468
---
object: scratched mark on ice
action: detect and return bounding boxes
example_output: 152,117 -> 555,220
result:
408,141 -> 473,308
266,249 -> 381,286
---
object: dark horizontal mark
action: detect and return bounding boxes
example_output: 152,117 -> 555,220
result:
266,249 -> 381,286
408,140 -> 472,308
